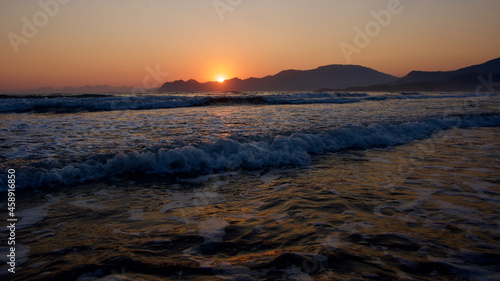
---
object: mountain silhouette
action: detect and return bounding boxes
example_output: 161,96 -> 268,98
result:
394,57 -> 500,85
346,57 -> 500,92
158,65 -> 397,92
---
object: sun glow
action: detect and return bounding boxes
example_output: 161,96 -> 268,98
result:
217,76 -> 225,83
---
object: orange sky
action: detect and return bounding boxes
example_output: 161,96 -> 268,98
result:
1,0 -> 499,92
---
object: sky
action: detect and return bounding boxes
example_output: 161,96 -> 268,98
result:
1,0 -> 499,91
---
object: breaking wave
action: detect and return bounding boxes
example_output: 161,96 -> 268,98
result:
0,92 -> 495,114
3,113 -> 500,190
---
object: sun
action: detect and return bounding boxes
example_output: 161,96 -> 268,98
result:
217,76 -> 225,83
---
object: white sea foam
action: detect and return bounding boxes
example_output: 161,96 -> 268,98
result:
127,209 -> 143,221
68,199 -> 108,210
160,191 -> 225,213
0,92 -> 495,113
199,217 -> 229,244
17,196 -> 60,229
2,113 -> 500,190
0,95 -> 210,113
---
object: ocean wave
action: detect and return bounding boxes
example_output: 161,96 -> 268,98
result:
2,113 -> 499,190
0,92 -> 367,113
0,92 -> 495,114
0,95 -> 211,114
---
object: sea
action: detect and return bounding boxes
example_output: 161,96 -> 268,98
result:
0,91 -> 500,280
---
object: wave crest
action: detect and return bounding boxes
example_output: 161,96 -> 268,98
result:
3,113 -> 499,190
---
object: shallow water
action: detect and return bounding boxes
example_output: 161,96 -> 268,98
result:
1,92 -> 499,189
1,91 -> 500,280
2,127 -> 500,280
